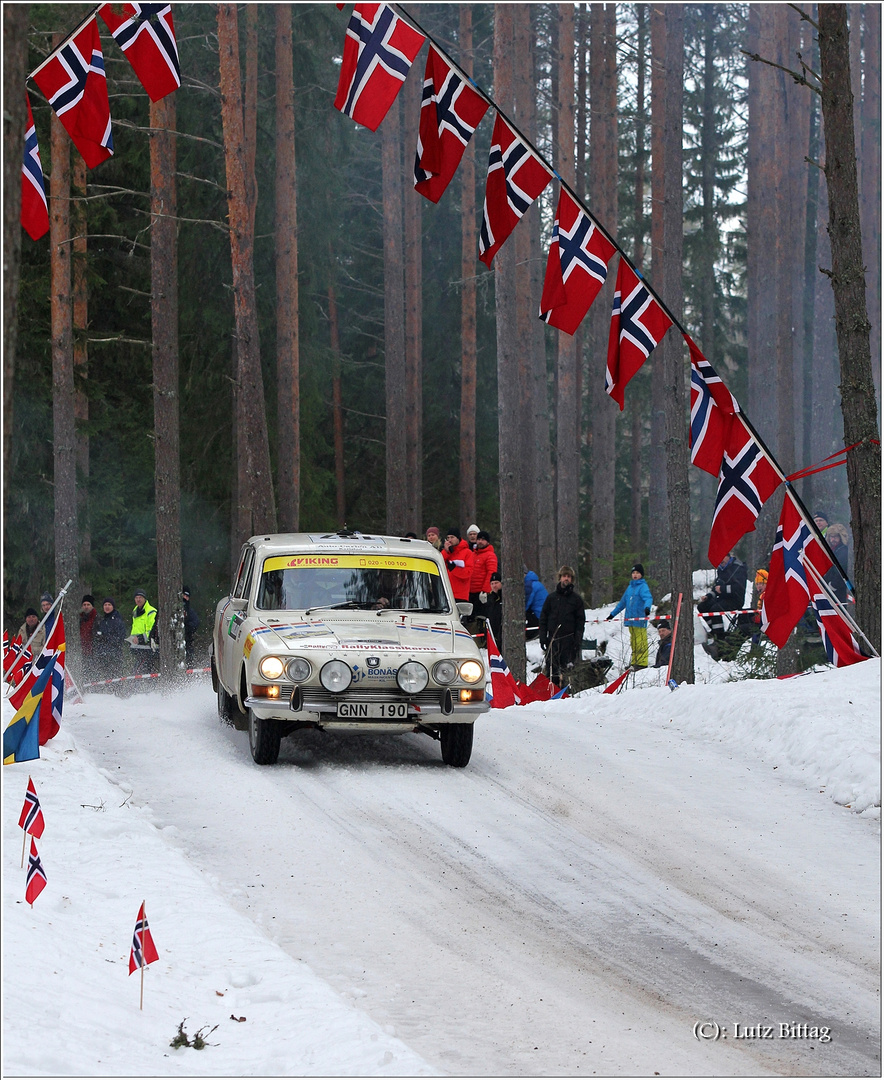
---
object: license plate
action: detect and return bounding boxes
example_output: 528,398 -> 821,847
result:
337,701 -> 408,719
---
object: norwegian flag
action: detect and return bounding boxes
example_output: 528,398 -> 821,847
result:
19,777 -> 46,839
761,491 -> 834,648
4,637 -> 33,688
10,614 -> 66,748
539,189 -> 616,335
605,258 -> 672,410
810,591 -> 868,667
515,672 -> 558,703
414,46 -> 488,203
31,18 -> 114,169
98,3 -> 180,103
478,113 -> 553,267
708,418 -> 782,566
129,902 -> 160,974
26,839 -> 48,906
685,334 -> 740,475
22,95 -> 49,241
486,626 -> 521,709
334,3 -> 425,132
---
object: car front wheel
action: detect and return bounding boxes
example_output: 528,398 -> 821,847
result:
440,722 -> 473,767
248,708 -> 282,765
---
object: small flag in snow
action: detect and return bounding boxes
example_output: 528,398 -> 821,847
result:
26,839 -> 47,906
129,902 -> 160,974
19,776 -> 45,838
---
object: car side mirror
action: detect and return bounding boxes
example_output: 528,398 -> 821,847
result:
457,602 -> 473,617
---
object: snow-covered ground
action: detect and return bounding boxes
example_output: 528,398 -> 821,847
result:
3,610 -> 880,1077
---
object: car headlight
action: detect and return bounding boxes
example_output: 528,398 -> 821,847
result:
286,657 -> 311,683
320,659 -> 353,693
432,659 -> 458,685
459,659 -> 484,684
397,661 -> 429,694
259,655 -> 285,680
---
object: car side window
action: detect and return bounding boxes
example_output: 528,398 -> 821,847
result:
234,547 -> 256,601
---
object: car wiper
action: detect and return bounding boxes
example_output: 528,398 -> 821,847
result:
303,601 -> 361,614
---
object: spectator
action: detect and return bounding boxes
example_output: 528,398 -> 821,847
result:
80,594 -> 98,678
466,524 -> 480,551
440,528 -> 475,605
539,565 -> 586,687
812,510 -> 830,537
17,608 -> 44,656
128,588 -> 158,675
524,571 -> 548,638
823,524 -> 850,603
425,526 -> 442,551
746,568 -> 769,642
94,598 -> 127,682
182,585 -> 200,666
697,551 -> 748,640
485,571 -> 503,648
606,564 -> 654,670
653,619 -> 672,669
468,530 -> 497,621
40,591 -> 56,632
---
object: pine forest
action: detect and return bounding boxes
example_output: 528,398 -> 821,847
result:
3,2 -> 881,681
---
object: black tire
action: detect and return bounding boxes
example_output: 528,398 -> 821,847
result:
217,682 -> 234,724
248,708 -> 282,765
440,722 -> 473,767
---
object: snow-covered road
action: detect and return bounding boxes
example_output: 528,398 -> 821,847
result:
62,665 -> 879,1078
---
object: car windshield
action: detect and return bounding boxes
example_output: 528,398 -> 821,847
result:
255,554 -> 450,613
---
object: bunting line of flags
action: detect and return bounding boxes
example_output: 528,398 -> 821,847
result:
21,2 -> 180,241
332,2 -> 867,665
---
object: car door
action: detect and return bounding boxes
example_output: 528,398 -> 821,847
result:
221,544 -> 256,696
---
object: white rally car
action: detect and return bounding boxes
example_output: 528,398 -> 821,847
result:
211,531 -> 489,767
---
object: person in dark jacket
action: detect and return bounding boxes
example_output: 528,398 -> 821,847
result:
485,571 -> 503,649
182,585 -> 200,665
653,619 -> 672,668
80,594 -> 98,681
539,566 -> 586,687
93,598 -> 127,681
606,564 -> 654,669
697,551 -> 748,639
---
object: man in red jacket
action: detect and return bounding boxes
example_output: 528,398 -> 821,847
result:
468,530 -> 497,620
441,528 -> 474,604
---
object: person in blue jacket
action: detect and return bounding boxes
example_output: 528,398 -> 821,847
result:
606,564 -> 654,670
524,570 -> 548,639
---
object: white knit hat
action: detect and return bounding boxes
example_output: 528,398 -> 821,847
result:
467,523 -> 480,535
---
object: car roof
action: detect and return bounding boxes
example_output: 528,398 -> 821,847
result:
246,532 -> 441,561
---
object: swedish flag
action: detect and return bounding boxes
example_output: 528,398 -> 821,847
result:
3,662 -> 52,765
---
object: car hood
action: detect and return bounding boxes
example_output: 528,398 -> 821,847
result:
246,615 -> 476,657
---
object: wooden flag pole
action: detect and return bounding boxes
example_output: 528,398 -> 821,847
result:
140,900 -> 146,1011
665,592 -> 684,686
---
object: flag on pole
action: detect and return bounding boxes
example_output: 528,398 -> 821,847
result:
10,614 -> 65,744
485,626 -> 521,708
19,777 -> 46,838
605,258 -> 672,409
413,46 -> 488,202
685,334 -> 740,476
129,902 -> 160,974
31,17 -> 114,169
26,839 -> 48,906
334,3 -> 425,131
98,3 -> 181,102
602,669 -> 630,695
810,591 -> 868,667
539,188 -> 616,334
3,662 -> 53,765
22,95 -> 50,240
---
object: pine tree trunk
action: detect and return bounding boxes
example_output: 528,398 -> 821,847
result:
3,4 -> 28,478
72,151 -> 91,590
275,3 -> 300,532
818,3 -> 881,652
383,95 -> 407,534
403,64 -> 423,536
218,4 -> 277,540
859,3 -> 881,403
329,278 -> 346,527
493,4 -> 525,682
648,5 -> 669,589
50,101 -> 82,678
588,3 -> 617,606
458,8 -> 477,528
661,5 -> 694,684
630,4 -> 648,553
150,94 -> 184,676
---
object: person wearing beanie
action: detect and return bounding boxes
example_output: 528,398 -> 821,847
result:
607,564 -> 654,670
39,591 -> 58,633
697,550 -> 748,647
129,589 -> 158,675
94,598 -> 127,683
440,528 -> 474,604
17,608 -> 45,656
538,566 -> 586,688
466,524 -> 480,551
80,594 -> 98,676
485,570 -> 503,647
468,530 -> 497,620
425,526 -> 442,551
653,618 -> 673,668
